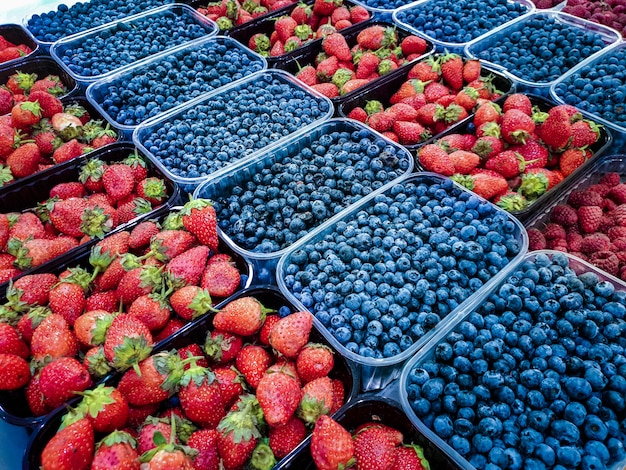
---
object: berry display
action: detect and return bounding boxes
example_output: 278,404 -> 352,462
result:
417,94 -> 605,212
239,0 -> 371,58
531,0 -> 564,8
0,33 -> 35,65
404,252 -> 626,469
26,0 -> 176,43
282,176 -> 523,361
137,71 -> 331,181
553,44 -> 626,132
0,199 -> 246,419
200,121 -> 412,254
563,0 -> 626,38
92,38 -> 265,128
33,295 -> 351,469
343,53 -> 507,146
394,0 -> 528,45
53,7 -> 214,80
469,13 -> 611,84
0,69 -> 68,103
196,0 -> 298,30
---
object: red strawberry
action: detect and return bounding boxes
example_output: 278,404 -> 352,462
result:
170,285 -> 215,321
392,121 -> 429,145
313,0 -> 342,16
236,344 -> 273,389
49,181 -> 86,199
39,357 -> 92,408
269,311 -> 313,358
204,329 -> 242,365
187,429 -> 219,470
408,57 -> 441,81
509,138 -> 548,169
355,52 -> 380,80
473,101 -> 502,128
129,220 -> 160,249
74,309 -> 115,348
118,353 -> 179,406
40,418 -> 94,470
559,148 -> 587,177
256,368 -> 302,427
367,111 -> 395,132
462,59 -> 481,83
213,296 -> 270,336
356,25 -> 396,50
296,343 -> 334,383
91,430 -> 139,470
401,36 -> 427,57
49,280 -> 86,326
311,415 -> 355,470
74,384 -> 130,434
28,90 -> 63,118
102,163 -> 135,202
166,245 -> 210,287
311,82 -> 340,98
53,138 -> 85,164
31,75 -> 67,96
297,375 -> 333,424
275,16 -> 298,42
418,144 -> 455,176
11,101 -> 41,129
216,399 -> 260,470
296,64 -> 319,86
323,33 -> 352,61
200,260 -> 240,298
0,353 -> 30,390
269,416 -> 307,459
395,445 -> 429,470
448,150 -> 480,174
136,177 -> 167,205
539,107 -> 573,150
440,52 -> 464,90
501,109 -> 536,144
454,86 -> 479,111
179,363 -> 226,428
6,142 -> 40,178
503,93 -> 532,115
353,424 -> 398,470
452,172 -> 509,200
423,82 -> 450,103
347,107 -> 367,122
7,272 -> 57,306
149,230 -> 196,262
30,313 -> 78,361
103,315 -> 153,371
6,71 -> 36,94
213,367 -> 245,408
0,323 -> 29,358
128,295 -> 171,332
181,199 -> 218,253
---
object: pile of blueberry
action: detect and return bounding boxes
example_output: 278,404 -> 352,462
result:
394,0 -> 528,45
96,39 -> 265,127
471,15 -> 609,84
27,0 -> 174,43
282,177 -> 523,360
207,125 -> 412,254
139,72 -> 331,180
405,252 -> 626,469
553,46 -> 626,129
55,9 -> 212,79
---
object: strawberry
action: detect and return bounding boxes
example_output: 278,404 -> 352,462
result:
471,136 -> 503,160
323,33 -> 352,61
0,88 -> 13,115
49,280 -> 86,326
448,150 -> 480,174
423,82 -> 450,103
6,71 -> 36,94
451,173 -> 509,200
395,444 -> 429,469
311,82 -> 340,98
178,363 -> 226,428
347,106 -> 367,122
297,375 -> 333,424
418,144 -> 455,176
296,343 -> 334,383
166,245 -> 210,287
392,121 -> 429,145
6,142 -> 40,178
367,111 -> 395,132
275,16 -> 298,43
257,368 -> 302,427
356,25 -> 396,50
269,416 -> 307,459
53,138 -> 85,164
71,384 -> 130,434
408,57 -> 440,82
213,367 -> 245,408
7,272 -> 57,307
73,309 -> 115,348
7,237 -> 74,270
509,138 -> 548,169
128,295 -> 171,332
16,305 -> 50,344
316,55 -> 340,82
51,111 -> 83,131
104,315 -> 154,371
217,402 -> 261,470
313,0 -> 342,16
400,35 -> 427,57
473,101 -> 501,128
353,424 -> 398,470
258,314 -> 281,346
31,75 -> 67,96
30,313 -> 78,361
0,323 -> 29,358
28,90 -> 63,118
269,311 -> 313,358
149,230 -> 196,262
559,148 -> 587,177
503,93 -> 532,115
204,329 -> 243,364
311,415 -> 355,470
578,205 -> 603,233
355,52 -> 380,80
440,52 -> 464,90
91,430 -> 139,470
129,220 -> 160,249
41,418 -> 94,470
439,134 -> 475,155
89,125 -> 118,148
187,429 -> 219,470
454,86 -> 479,111
170,285 -> 215,321
11,101 -> 41,129
539,107 -> 573,150
389,79 -> 427,105
236,344 -> 273,389
501,109 -> 536,144
0,353 -> 30,390
119,353 -> 181,408
39,356 -> 92,408
330,379 -> 344,413
101,163 -> 134,202
136,177 -> 167,205
214,296 -> 271,336
49,181 -> 86,200
462,59 -> 481,83
296,64 -> 319,86
180,199 -> 218,253
138,419 -> 176,454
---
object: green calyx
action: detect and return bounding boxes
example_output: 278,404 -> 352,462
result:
152,350 -> 186,393
0,165 -> 14,187
81,205 -> 113,238
122,149 -> 146,170
216,16 -> 234,30
180,196 -> 213,217
297,394 -> 331,425
6,238 -> 34,272
294,24 -> 313,41
450,174 -> 475,191
162,212 -> 184,230
519,172 -> 548,200
97,430 -> 137,450
218,394 -> 264,443
19,101 -> 41,117
480,122 -> 502,138
364,100 -> 383,116
12,72 -> 37,92
89,245 -> 115,273
434,103 -> 464,123
111,335 -> 152,371
140,178 -> 167,201
79,158 -> 106,184
496,193 -> 529,212
85,347 -> 113,378
249,440 -> 277,470
56,266 -> 93,292
331,69 -> 353,89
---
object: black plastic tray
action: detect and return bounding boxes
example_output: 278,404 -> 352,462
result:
23,286 -> 358,468
226,0 -> 373,65
0,56 -> 77,99
0,142 -> 181,298
0,24 -> 39,68
274,20 -> 434,107
278,396 -> 460,469
415,94 -> 612,222
0,210 -> 253,429
337,55 -> 516,150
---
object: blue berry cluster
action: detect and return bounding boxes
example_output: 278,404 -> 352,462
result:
394,0 -> 528,44
351,0 -> 420,11
56,9 -> 211,79
553,46 -> 626,129
27,0 -> 175,43
209,126 -> 411,254
405,252 -> 626,469
97,39 -> 265,127
283,178 -> 523,359
140,73 -> 331,180
472,16 -> 609,84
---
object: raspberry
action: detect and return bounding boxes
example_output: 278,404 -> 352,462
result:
599,172 -> 621,187
567,190 -> 603,208
613,238 -> 626,251
616,251 -> 626,263
587,183 -> 611,197
620,266 -> 626,282
598,215 -> 616,232
612,205 -> 626,227
543,223 -> 566,240
566,231 -> 583,251
549,204 -> 578,226
608,184 -> 626,204
580,233 -> 610,254
577,205 -> 603,233
589,251 -> 619,276
546,238 -> 568,250
527,228 -> 546,251
602,198 -> 618,212
570,251 -> 587,261
607,226 -> 626,240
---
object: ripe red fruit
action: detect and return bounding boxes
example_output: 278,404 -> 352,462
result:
0,353 -> 31,390
269,311 -> 313,358
311,415 -> 355,470
40,418 -> 94,470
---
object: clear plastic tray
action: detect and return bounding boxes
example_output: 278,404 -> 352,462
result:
192,118 -> 414,262
276,172 -> 529,372
132,69 -> 334,194
0,23 -> 38,68
86,35 -> 267,137
550,41 -> 626,154
392,0 -> 535,53
399,250 -> 626,470
464,11 -> 621,95
0,55 -> 78,99
49,4 -> 217,85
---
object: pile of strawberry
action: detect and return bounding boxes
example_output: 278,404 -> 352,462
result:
311,416 -> 430,470
346,53 -> 503,145
197,0 -> 296,30
0,34 -> 34,64
0,92 -> 119,186
245,0 -> 370,57
0,151 -> 169,283
528,171 -> 626,279
417,93 -> 603,210
37,305 -> 348,470
1,70 -> 68,106
294,24 -> 429,98
0,199 -> 244,418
